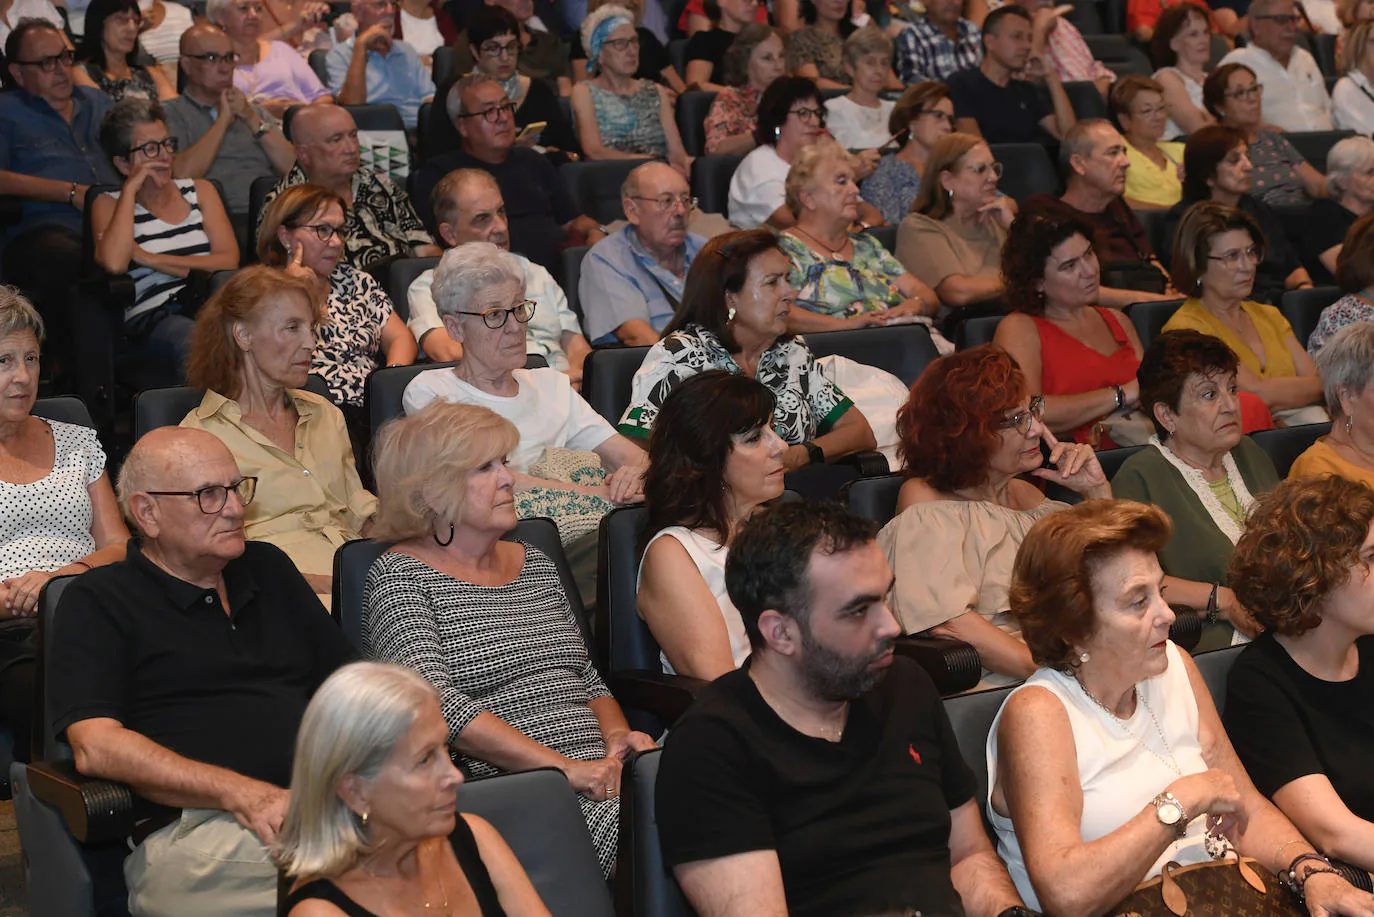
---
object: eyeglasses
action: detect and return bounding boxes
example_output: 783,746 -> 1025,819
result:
14,49 -> 74,71
1208,245 -> 1263,268
789,106 -> 826,125
291,222 -> 343,241
917,109 -> 954,125
999,395 -> 1045,435
603,36 -> 639,51
479,39 -> 520,57
963,161 -> 1003,178
1132,104 -> 1168,117
186,50 -> 242,64
146,476 -> 257,514
456,299 -> 537,328
126,137 -> 179,158
1253,12 -> 1300,24
1225,84 -> 1263,100
628,193 -> 698,213
457,101 -> 517,122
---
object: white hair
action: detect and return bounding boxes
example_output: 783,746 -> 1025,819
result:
205,0 -> 233,25
1326,135 -> 1374,199
431,241 -> 526,319
1317,321 -> 1374,415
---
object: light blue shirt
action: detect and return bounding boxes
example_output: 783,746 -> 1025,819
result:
325,36 -> 434,129
579,226 -> 705,344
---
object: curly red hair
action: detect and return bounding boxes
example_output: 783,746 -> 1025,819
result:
896,346 -> 1027,492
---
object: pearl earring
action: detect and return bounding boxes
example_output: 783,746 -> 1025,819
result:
1079,651 -> 1090,663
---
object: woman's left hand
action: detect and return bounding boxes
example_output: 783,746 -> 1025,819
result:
604,729 -> 659,761
977,196 -> 1016,231
604,464 -> 645,505
1301,871 -> 1374,917
1031,429 -> 1110,498
3,570 -> 53,618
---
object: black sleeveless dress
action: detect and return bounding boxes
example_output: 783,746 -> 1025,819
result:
284,816 -> 508,916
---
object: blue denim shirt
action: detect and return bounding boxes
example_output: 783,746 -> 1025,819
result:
0,86 -> 119,236
325,37 -> 435,129
579,226 -> 705,345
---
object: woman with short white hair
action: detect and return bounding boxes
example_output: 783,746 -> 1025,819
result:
1302,135 -> 1374,284
1291,322 -> 1374,488
276,661 -> 551,916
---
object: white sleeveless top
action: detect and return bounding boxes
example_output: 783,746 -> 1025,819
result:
986,642 -> 1210,910
1156,67 -> 1206,140
637,526 -> 751,675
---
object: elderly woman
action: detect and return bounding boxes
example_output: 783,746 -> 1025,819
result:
1151,3 -> 1218,138
1293,323 -> 1374,486
1309,214 -> 1374,355
637,372 -> 785,680
727,76 -> 830,231
988,498 -> 1374,916
995,211 -> 1147,449
363,401 -> 658,876
1334,21 -> 1374,133
703,24 -> 785,156
1114,74 -> 1185,209
619,229 -> 876,466
1227,477 -> 1374,872
785,0 -> 854,90
92,98 -> 240,387
879,346 -> 1109,684
0,288 -> 128,762
72,0 -> 177,101
1171,125 -> 1313,305
210,0 -> 332,116
824,27 -> 896,153
1164,202 -> 1327,424
1203,63 -> 1326,209
1302,136 -> 1374,286
896,133 -> 1013,310
569,5 -> 692,176
860,82 -> 954,227
278,662 -> 550,916
181,265 -> 376,598
571,0 -> 680,91
1112,329 -> 1281,649
779,141 -> 940,339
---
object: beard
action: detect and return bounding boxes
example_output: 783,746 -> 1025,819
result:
797,624 -> 895,703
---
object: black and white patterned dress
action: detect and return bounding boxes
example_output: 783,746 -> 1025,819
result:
362,544 -> 619,875
315,263 -> 392,408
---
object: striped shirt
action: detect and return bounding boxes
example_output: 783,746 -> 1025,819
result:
110,178 -> 211,322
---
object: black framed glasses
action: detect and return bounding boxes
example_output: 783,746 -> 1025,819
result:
291,222 -> 343,241
456,299 -> 537,328
186,50 -> 241,64
479,39 -> 521,57
603,36 -> 639,51
999,395 -> 1045,435
127,137 -> 179,158
146,476 -> 257,513
789,106 -> 826,125
628,193 -> 698,213
1253,12 -> 1300,24
457,101 -> 517,122
14,49 -> 74,71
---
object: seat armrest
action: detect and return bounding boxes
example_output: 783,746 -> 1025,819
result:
26,759 -> 151,844
835,450 -> 891,477
607,670 -> 708,726
894,635 -> 982,696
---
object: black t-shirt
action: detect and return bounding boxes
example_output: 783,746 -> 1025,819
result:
572,26 -> 669,81
1224,632 -> 1374,821
48,540 -> 354,787
1300,197 -> 1358,287
656,658 -> 975,917
946,66 -> 1053,146
685,28 -> 736,82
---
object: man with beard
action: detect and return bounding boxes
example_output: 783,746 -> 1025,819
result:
655,501 -> 1030,917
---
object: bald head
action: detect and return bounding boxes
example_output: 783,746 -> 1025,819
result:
118,428 -> 234,514
292,104 -> 362,184
178,24 -> 235,97
621,161 -> 683,202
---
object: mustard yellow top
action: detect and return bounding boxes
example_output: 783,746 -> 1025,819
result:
1163,299 -> 1300,379
1288,437 -> 1374,488
1124,141 -> 1184,208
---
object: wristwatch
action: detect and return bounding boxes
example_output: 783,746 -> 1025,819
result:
997,908 -> 1041,917
1151,791 -> 1188,839
1113,384 -> 1126,411
802,440 -> 825,465
251,121 -> 270,140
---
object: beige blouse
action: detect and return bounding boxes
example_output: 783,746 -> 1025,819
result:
895,212 -> 1008,292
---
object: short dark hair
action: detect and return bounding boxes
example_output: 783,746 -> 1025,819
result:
5,17 -> 64,66
1001,209 -> 1098,315
99,97 -> 166,162
755,75 -> 821,147
1169,199 -> 1265,295
1181,124 -> 1248,203
467,5 -> 520,49
77,0 -> 143,72
1202,62 -> 1254,119
664,228 -> 782,352
1136,329 -> 1240,439
725,501 -> 878,649
1150,2 -> 1212,68
1337,212 -> 1374,294
981,4 -> 1029,48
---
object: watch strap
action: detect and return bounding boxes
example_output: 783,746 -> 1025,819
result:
1151,791 -> 1188,839
802,440 -> 824,465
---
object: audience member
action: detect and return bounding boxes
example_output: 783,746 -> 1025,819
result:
325,0 -> 435,129
619,229 -> 877,465
1111,329 -> 1278,648
1336,0 -> 1374,63
1219,0 -> 1333,130
450,0 -> 571,97
702,23 -> 784,155
860,81 -> 954,226
0,287 -> 128,764
948,5 -> 1076,146
392,0 -> 458,60
1152,3 -> 1218,137
1301,135 -> 1374,285
210,0 -> 333,116
1334,21 -> 1374,132
73,0 -> 177,101
1308,213 -> 1374,354
727,76 -> 828,230
181,265 -> 377,598
1295,322 -> 1374,484
254,0 -> 329,46
364,400 -> 657,877
571,0 -> 681,92
261,103 -> 439,267
411,169 -> 591,381
1227,476 -> 1374,872
786,0 -> 856,90
138,0 -> 197,76
277,661 -> 552,916
997,0 -> 1115,95
657,500 -> 1030,917
684,0 -> 759,91
164,23 -> 296,218
48,426 -> 353,917
580,161 -> 706,346
895,0 -> 982,84
991,498 -> 1373,915
824,27 -> 896,150
638,372 -> 784,679
1133,0 -> 1239,41
880,346 -> 1108,683
0,0 -> 66,46
1113,74 -> 1185,209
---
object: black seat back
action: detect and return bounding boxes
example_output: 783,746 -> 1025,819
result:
246,174 -> 279,259
676,90 -> 717,157
804,324 -> 939,389
307,48 -> 330,84
987,143 -> 1060,204
1250,422 -> 1331,478
863,224 -> 897,255
582,346 -> 651,425
1287,130 -> 1355,172
37,575 -> 78,761
33,397 -> 95,428
365,362 -> 458,434
617,749 -> 693,917
378,256 -> 440,323
133,386 -> 203,439
1126,298 -> 1184,349
958,314 -> 1004,349
1279,285 -> 1340,349
1194,645 -> 1244,716
1084,34 -> 1152,75
841,473 -> 904,525
432,46 -> 458,88
692,154 -> 744,216
560,160 -> 641,224
562,245 -> 589,323
1061,80 -> 1109,119
595,505 -> 657,674
942,683 -> 1018,829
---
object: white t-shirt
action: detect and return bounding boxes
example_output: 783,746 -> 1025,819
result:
399,8 -> 446,57
637,526 -> 751,675
1154,66 -> 1204,139
0,0 -> 64,46
824,95 -> 897,151
402,367 -> 615,473
1218,45 -> 1333,131
137,0 -> 194,63
1333,69 -> 1374,135
728,144 -> 791,230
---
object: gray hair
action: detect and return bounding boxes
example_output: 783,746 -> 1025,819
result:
445,72 -> 501,123
1058,117 -> 1114,180
1325,136 -> 1374,199
274,662 -> 439,880
431,241 -> 526,319
1316,320 -> 1374,416
842,24 -> 891,67
0,285 -> 45,344
99,97 -> 166,163
205,0 -> 232,23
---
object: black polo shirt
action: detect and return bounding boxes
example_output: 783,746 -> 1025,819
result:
48,539 -> 354,788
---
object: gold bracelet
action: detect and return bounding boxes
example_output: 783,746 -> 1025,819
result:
1274,839 -> 1310,863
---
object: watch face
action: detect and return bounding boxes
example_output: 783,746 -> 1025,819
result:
1158,802 -> 1183,825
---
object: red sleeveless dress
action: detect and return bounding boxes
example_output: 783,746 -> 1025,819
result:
1031,308 -> 1141,449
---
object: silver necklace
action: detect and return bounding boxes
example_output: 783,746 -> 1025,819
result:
1075,677 -> 1182,776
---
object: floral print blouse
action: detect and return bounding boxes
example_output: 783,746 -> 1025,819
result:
704,84 -> 761,154
779,231 -> 908,318
860,154 -> 923,227
1308,292 -> 1374,356
316,263 -> 393,408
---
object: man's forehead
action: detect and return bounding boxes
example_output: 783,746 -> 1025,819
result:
21,26 -> 64,56
641,167 -> 689,196
804,541 -> 889,606
465,84 -> 508,106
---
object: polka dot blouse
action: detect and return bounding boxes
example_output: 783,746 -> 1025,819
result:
0,420 -> 105,579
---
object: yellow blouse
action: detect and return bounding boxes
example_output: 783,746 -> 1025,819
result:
1288,438 -> 1374,489
1163,299 -> 1300,379
1124,141 -> 1184,208
180,388 -> 377,580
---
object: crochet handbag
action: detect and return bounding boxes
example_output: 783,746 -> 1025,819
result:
1105,858 -> 1305,917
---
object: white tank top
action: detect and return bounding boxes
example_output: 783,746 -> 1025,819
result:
637,526 -> 751,675
986,642 -> 1211,910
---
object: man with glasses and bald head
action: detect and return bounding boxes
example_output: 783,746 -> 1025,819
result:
1218,0 -> 1332,131
48,426 -> 353,917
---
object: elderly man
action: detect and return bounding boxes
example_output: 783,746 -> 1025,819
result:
412,74 -> 603,278
47,427 -> 352,917
409,168 -> 592,385
164,23 -> 296,218
1219,0 -> 1332,131
657,501 -> 1033,917
895,0 -> 983,85
579,162 -> 706,347
325,0 -> 434,129
259,103 -> 439,267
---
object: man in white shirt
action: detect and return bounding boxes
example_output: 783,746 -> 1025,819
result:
409,168 -> 592,387
1218,0 -> 1332,131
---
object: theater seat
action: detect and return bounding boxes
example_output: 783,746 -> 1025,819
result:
1250,422 -> 1332,478
958,314 -> 1004,349
560,159 -> 642,225
365,355 -> 547,434
1125,298 -> 1184,349
863,224 -> 897,256
375,256 -> 440,324
987,143 -> 1059,204
617,749 -> 693,917
804,323 -> 940,389
676,90 -> 717,157
562,245 -> 589,323
582,345 -> 651,425
1279,285 -> 1340,349
32,396 -> 95,429
692,154 -> 744,216
1287,130 -> 1355,173
132,386 -> 203,439
841,472 -> 904,525
1193,644 -> 1244,716
943,683 -> 1019,829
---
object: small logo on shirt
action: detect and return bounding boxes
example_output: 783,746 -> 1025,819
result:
908,744 -> 922,765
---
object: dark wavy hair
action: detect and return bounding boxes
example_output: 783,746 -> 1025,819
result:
1150,2 -> 1212,68
1231,476 -> 1374,637
1001,209 -> 1098,315
754,75 -> 822,147
467,5 -> 521,49
896,346 -> 1027,492
664,228 -> 783,353
78,0 -> 144,72
1136,329 -> 1240,439
643,371 -> 778,550
1181,124 -> 1248,204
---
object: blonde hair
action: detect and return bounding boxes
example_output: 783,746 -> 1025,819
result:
784,139 -> 858,217
910,132 -> 986,219
257,184 -> 348,266
273,662 -> 439,880
1342,21 -> 1374,75
0,284 -> 45,343
842,24 -> 891,66
370,400 -> 520,541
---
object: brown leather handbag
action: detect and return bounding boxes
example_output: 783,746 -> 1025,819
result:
1105,858 -> 1306,917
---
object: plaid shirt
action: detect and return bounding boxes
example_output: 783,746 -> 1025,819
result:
895,16 -> 983,84
986,0 -> 1113,84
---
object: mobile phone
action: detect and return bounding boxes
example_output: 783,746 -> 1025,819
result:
516,121 -> 548,143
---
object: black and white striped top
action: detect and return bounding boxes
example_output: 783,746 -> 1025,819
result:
113,178 -> 212,322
